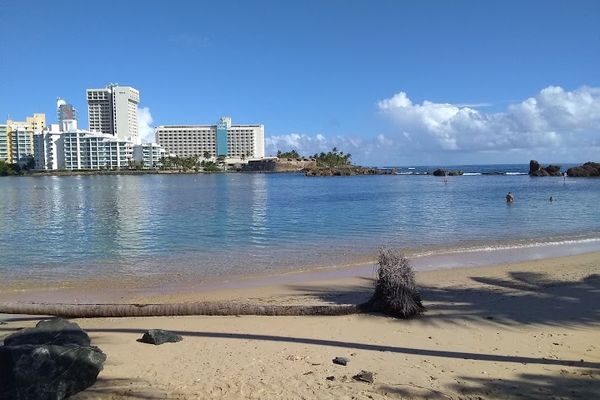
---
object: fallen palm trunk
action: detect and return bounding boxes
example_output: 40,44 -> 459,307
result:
0,302 -> 366,318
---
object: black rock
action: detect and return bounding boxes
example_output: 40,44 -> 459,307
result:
352,370 -> 374,383
3,318 -> 91,347
326,376 -> 336,381
529,159 -> 562,176
139,329 -> 183,345
529,160 -> 541,174
332,356 -> 350,366
0,344 -> 106,400
432,168 -> 447,176
567,162 -> 600,177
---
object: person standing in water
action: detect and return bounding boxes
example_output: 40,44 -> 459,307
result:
506,192 -> 514,203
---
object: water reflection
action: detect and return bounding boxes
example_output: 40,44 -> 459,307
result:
249,174 -> 267,248
1,173 -> 599,280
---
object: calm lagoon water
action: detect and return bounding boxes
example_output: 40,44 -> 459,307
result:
1,166 -> 599,281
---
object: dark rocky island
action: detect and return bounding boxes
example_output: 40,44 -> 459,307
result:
305,166 -> 395,176
432,168 -> 463,176
529,160 -> 562,176
566,162 -> 600,177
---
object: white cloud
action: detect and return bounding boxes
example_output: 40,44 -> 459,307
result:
137,106 -> 154,144
264,86 -> 600,166
377,86 -> 600,153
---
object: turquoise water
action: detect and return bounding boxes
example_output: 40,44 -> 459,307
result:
1,167 -> 599,280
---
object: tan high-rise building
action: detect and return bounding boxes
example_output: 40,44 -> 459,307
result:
4,113 -> 46,164
87,84 -> 139,143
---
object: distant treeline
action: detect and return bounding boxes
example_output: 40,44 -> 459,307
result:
277,147 -> 352,168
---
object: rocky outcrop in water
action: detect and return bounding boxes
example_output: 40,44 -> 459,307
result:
567,162 -> 600,177
529,160 -> 562,176
433,169 -> 463,176
305,167 -> 395,176
0,318 -> 106,400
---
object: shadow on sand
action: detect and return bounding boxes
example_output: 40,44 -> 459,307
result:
288,271 -> 600,328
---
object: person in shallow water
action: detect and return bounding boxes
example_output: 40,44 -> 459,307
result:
506,192 -> 514,203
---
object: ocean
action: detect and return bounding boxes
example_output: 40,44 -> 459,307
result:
1,164 -> 599,282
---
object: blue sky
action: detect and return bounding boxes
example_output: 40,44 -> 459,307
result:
1,0 -> 599,165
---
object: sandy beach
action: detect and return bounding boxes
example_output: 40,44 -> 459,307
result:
1,252 -> 599,399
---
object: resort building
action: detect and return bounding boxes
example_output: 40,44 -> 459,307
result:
4,113 -> 46,165
155,117 -> 265,162
87,84 -> 140,143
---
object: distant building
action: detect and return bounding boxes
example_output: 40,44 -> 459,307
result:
87,84 -> 139,143
155,117 -> 265,161
0,125 -> 8,161
34,125 -> 165,171
4,113 -> 46,165
56,98 -> 78,132
34,124 -> 64,170
63,130 -> 134,170
133,142 -> 166,169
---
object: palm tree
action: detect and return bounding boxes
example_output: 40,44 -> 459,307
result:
0,301 -> 362,318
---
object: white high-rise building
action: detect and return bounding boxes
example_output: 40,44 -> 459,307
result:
155,117 -> 265,162
34,124 -> 64,170
87,84 -> 139,143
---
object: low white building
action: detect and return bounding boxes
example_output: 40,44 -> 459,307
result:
132,142 -> 165,169
155,117 -> 265,162
34,126 -> 165,171
63,130 -> 133,170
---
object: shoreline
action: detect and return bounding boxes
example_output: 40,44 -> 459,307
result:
2,251 -> 599,399
2,247 -> 599,305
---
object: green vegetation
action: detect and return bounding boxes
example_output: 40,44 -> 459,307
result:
277,149 -> 300,159
312,147 -> 352,167
201,160 -> 221,172
0,160 -> 21,176
0,157 -> 35,176
160,156 -> 199,171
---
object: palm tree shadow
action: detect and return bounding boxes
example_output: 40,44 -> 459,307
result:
285,271 -> 600,327
448,370 -> 600,400
419,272 -> 600,327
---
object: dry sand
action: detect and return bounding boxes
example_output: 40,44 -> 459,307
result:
1,252 -> 599,399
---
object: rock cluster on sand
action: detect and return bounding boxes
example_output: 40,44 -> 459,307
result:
0,318 -> 106,400
352,370 -> 375,383
139,329 -> 183,345
529,160 -> 562,176
567,162 -> 600,177
332,356 -> 350,366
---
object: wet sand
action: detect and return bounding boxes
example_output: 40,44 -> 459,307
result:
1,252 -> 599,399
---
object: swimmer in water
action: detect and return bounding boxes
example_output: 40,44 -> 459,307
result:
506,192 -> 514,203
